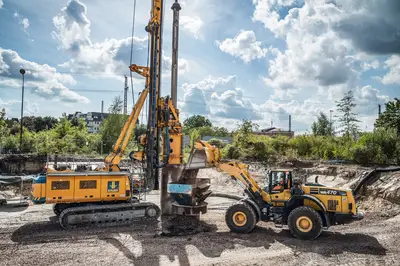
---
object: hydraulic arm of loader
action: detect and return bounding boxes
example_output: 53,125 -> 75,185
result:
102,66 -> 150,171
193,140 -> 271,204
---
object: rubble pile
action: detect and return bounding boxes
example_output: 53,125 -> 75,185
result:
360,171 -> 400,206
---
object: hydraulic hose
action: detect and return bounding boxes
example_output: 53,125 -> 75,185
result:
209,192 -> 243,201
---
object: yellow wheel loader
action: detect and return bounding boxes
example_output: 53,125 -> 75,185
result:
192,141 -> 364,240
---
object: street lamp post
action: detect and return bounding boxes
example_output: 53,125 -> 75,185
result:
19,68 -> 25,152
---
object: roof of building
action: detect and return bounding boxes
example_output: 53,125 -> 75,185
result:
88,112 -> 109,116
67,112 -> 109,122
258,127 -> 293,133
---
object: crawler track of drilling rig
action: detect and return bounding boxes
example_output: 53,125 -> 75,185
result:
58,201 -> 160,229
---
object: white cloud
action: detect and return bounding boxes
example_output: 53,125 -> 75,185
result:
0,98 -> 39,116
180,16 -> 203,39
0,98 -> 20,106
333,0 -> 400,55
162,54 -> 189,75
0,1 -> 3,9
211,88 -> 262,120
181,87 -> 209,115
255,85 -> 390,132
0,48 -> 89,104
53,0 -> 189,80
21,18 -> 29,29
180,75 -> 261,121
14,12 -> 30,30
361,60 -> 380,71
51,0 -> 91,52
258,97 -> 324,129
382,55 -> 400,85
252,0 -> 400,100
182,75 -> 236,91
216,30 -> 268,63
253,1 -> 357,93
252,0 -> 302,38
354,86 -> 390,116
57,36 -> 148,76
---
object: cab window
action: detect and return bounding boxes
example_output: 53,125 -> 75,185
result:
270,171 -> 290,191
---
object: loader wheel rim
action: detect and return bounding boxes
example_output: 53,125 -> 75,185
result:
296,216 -> 313,233
232,211 -> 247,227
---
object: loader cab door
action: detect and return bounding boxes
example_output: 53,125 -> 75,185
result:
267,170 -> 293,203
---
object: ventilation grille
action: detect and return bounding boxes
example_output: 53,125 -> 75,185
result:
328,200 -> 338,211
51,181 -> 70,190
80,180 -> 97,189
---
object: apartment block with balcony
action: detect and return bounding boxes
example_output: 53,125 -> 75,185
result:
67,112 -> 109,134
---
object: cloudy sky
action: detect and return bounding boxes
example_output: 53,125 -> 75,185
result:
0,0 -> 399,132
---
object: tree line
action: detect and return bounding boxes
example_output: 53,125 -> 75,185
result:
0,92 -> 399,165
217,92 -> 400,165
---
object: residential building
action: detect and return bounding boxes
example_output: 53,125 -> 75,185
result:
67,112 -> 109,134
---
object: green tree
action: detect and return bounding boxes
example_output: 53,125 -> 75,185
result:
22,116 -> 36,132
351,128 -> 399,165
0,108 -> 7,136
109,96 -> 123,114
183,115 -> 212,133
233,119 -> 259,148
70,117 -> 81,127
375,98 -> 400,135
335,90 -> 360,139
196,126 -> 215,138
101,98 -> 129,154
0,109 -> 9,152
311,112 -> 333,136
134,124 -> 147,142
100,115 -> 126,154
189,128 -> 201,147
32,116 -> 58,132
3,135 -> 18,153
212,126 -> 230,137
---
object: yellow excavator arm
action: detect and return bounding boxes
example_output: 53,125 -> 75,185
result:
193,140 -> 271,204
103,86 -> 149,171
102,66 -> 150,171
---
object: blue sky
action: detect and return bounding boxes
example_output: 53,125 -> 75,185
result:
0,0 -> 399,133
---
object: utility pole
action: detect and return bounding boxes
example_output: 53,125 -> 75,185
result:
124,75 -> 128,115
19,68 -> 26,152
330,110 -> 333,135
288,115 -> 292,132
170,0 -> 181,107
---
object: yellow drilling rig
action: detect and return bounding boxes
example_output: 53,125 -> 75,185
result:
30,0 -> 211,230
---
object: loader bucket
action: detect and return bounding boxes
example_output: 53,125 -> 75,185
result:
185,148 -> 209,169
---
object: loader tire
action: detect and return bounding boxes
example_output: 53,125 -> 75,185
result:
225,202 -> 257,233
288,206 -> 322,240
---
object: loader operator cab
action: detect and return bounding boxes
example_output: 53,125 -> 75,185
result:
266,170 -> 293,194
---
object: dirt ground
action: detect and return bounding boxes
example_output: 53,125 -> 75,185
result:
1,168 -> 400,266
